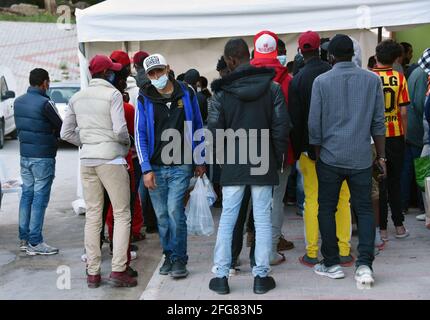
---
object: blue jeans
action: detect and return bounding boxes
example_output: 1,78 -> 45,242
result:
214,185 -> 272,278
401,142 -> 424,211
148,164 -> 193,264
19,157 -> 56,246
316,160 -> 374,268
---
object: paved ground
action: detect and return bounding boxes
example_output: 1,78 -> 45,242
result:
141,201 -> 430,300
0,139 -> 161,300
2,138 -> 430,300
0,21 -> 79,95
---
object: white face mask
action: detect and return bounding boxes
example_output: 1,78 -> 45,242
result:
151,74 -> 169,90
277,55 -> 287,66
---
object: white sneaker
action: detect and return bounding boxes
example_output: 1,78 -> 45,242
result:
416,214 -> 426,221
81,253 -> 87,263
314,263 -> 345,279
130,251 -> 137,260
355,265 -> 374,289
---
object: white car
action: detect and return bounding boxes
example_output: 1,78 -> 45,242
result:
47,82 -> 80,120
0,67 -> 17,149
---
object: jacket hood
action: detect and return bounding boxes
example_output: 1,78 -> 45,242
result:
211,64 -> 275,101
127,76 -> 138,89
251,57 -> 290,85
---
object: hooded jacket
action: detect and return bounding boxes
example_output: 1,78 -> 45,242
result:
135,79 -> 204,173
208,63 -> 291,186
251,57 -> 295,165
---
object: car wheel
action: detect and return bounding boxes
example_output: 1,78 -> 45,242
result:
9,128 -> 17,139
0,119 -> 4,149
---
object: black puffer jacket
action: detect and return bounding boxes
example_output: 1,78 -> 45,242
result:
208,63 -> 291,186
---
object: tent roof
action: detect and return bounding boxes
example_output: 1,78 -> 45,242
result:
76,0 -> 430,43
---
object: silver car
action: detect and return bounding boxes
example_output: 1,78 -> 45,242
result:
47,82 -> 80,120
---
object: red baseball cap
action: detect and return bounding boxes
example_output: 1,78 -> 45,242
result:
254,30 -> 279,59
133,51 -> 150,65
298,31 -> 321,52
110,50 -> 131,67
88,55 -> 122,76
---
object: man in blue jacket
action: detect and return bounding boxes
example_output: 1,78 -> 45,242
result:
135,54 -> 205,279
14,68 -> 62,256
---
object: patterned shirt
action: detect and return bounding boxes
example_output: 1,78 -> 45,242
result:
372,67 -> 410,137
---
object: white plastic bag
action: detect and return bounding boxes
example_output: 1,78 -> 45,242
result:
202,173 -> 217,207
185,177 -> 215,236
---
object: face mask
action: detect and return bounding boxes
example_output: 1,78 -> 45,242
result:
106,72 -> 116,84
151,74 -> 169,90
277,55 -> 287,66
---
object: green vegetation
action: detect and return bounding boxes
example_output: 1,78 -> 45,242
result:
0,12 -> 75,23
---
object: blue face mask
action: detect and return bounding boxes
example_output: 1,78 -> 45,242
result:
106,72 -> 116,84
277,55 -> 287,66
151,74 -> 169,90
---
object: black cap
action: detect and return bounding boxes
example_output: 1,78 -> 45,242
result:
327,34 -> 354,57
184,69 -> 200,85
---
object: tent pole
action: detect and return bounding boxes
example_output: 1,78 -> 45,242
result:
378,27 -> 383,43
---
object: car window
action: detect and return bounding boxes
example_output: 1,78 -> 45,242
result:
0,76 -> 7,98
47,87 -> 80,104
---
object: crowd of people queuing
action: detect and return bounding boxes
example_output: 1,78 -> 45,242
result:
11,28 -> 430,293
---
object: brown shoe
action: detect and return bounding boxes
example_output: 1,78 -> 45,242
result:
108,271 -> 138,287
87,274 -> 101,288
277,235 -> 294,251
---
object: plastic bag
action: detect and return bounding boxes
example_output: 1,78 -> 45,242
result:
185,177 -> 215,236
414,156 -> 430,191
202,174 -> 217,207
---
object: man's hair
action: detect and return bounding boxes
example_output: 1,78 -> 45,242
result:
368,55 -> 377,69
199,76 -> 208,89
224,38 -> 250,61
277,38 -> 286,55
376,39 -> 403,65
400,42 -> 413,53
29,68 -> 49,86
303,49 -> 320,60
216,56 -> 227,71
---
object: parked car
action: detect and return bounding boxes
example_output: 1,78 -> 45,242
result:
0,66 -> 17,149
47,82 -> 80,120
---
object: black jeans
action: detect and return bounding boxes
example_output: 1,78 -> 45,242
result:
379,136 -> 405,230
316,159 -> 375,268
231,186 -> 256,267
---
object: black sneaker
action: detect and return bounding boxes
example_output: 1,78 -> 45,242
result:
130,244 -> 139,252
159,256 -> 172,275
170,260 -> 189,278
209,277 -> 230,294
253,275 -> 276,294
126,266 -> 138,278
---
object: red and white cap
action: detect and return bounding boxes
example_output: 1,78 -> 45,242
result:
254,30 -> 279,59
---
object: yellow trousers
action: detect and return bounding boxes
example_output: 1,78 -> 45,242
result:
299,154 -> 351,258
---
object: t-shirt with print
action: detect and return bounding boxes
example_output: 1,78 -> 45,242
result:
373,67 -> 410,137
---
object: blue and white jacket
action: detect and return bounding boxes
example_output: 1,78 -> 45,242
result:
135,80 -> 205,173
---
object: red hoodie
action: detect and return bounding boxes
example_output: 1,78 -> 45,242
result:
251,57 -> 295,166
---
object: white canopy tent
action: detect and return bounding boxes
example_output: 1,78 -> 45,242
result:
75,0 -> 430,86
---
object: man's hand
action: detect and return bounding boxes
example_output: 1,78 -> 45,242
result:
194,165 -> 206,178
144,172 -> 157,190
374,158 -> 387,181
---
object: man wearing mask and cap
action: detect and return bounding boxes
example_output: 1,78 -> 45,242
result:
135,53 -> 205,279
61,55 -> 135,289
289,31 -> 353,269
308,34 -> 386,289
250,30 -> 295,266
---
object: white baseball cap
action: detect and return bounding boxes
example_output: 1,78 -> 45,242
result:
143,54 -> 167,73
